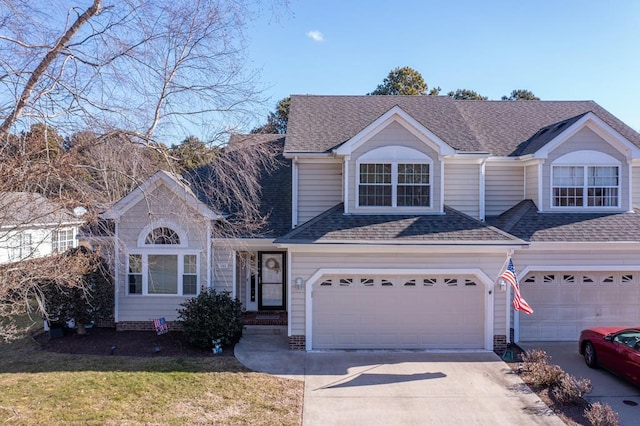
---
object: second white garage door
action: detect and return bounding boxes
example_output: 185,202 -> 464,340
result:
312,274 -> 485,350
519,272 -> 640,341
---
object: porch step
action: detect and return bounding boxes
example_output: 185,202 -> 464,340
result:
242,311 -> 287,326
243,325 -> 286,335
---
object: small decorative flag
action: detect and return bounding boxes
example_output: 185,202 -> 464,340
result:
153,317 -> 169,335
500,259 -> 534,315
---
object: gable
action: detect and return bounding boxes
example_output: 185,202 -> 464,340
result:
335,106 -> 455,157
101,171 -> 221,221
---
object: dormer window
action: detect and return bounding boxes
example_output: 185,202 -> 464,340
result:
551,151 -> 620,208
356,146 -> 432,208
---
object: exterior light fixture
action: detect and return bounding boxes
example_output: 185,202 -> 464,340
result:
295,277 -> 304,290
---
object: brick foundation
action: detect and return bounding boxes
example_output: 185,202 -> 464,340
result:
116,321 -> 182,332
493,334 -> 507,355
288,335 -> 306,350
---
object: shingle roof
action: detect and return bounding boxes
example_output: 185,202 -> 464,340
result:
186,135 -> 291,238
0,192 -> 80,228
285,96 -> 640,156
276,203 -> 524,245
487,200 -> 640,242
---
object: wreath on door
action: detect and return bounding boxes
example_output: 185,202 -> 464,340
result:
265,257 -> 280,273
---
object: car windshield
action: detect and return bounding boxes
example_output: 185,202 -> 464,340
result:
613,331 -> 640,349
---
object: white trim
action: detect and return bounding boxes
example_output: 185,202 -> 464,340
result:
287,250 -> 292,337
440,159 -> 445,213
231,250 -> 237,299
355,158 -> 434,210
534,112 -> 640,159
334,106 -> 456,157
101,171 -> 222,221
343,156 -> 349,214
304,267 -> 495,351
207,223 -> 212,288
292,157 -> 299,228
479,159 -> 486,221
136,220 -> 189,248
125,251 -> 202,296
518,264 -> 640,278
537,161 -> 543,209
114,219 -> 120,323
629,160 -> 634,212
549,163 -> 621,210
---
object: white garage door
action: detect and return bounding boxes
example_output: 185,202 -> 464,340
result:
312,274 -> 485,350
519,272 -> 640,341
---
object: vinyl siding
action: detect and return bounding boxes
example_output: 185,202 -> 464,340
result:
525,164 -> 539,204
289,250 -> 506,336
541,127 -> 629,211
633,165 -> 640,208
485,163 -> 524,216
116,183 -> 211,322
347,121 -> 442,214
444,162 -> 480,218
297,161 -> 342,224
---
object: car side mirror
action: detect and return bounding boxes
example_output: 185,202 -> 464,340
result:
604,334 -> 613,342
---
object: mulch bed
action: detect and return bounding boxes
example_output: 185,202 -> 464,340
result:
33,327 -> 235,358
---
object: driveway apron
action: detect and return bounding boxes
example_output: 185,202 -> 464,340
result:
235,328 -> 563,426
520,341 -> 640,426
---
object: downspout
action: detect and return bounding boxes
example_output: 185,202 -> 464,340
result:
537,161 -> 544,210
479,158 -> 487,221
440,158 -> 445,212
207,221 -> 212,289
292,156 -> 298,227
113,219 -> 120,323
628,160 -> 633,212
343,156 -> 349,214
231,250 -> 237,298
287,249 -> 292,337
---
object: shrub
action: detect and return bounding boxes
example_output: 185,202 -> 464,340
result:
584,402 -> 619,426
42,247 -> 113,333
526,362 -> 564,387
521,348 -> 550,371
551,373 -> 592,405
177,289 -> 244,348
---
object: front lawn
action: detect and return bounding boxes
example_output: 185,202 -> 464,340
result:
0,336 -> 303,425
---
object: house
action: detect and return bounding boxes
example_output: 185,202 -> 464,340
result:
102,95 -> 640,352
0,192 -> 83,264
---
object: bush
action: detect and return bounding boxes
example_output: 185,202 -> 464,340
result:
521,348 -> 550,371
177,289 -> 244,348
584,402 -> 619,426
527,363 -> 564,387
551,373 -> 592,405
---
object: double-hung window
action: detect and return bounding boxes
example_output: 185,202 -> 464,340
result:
128,226 -> 199,295
52,228 -> 75,252
358,162 -> 430,207
552,165 -> 619,207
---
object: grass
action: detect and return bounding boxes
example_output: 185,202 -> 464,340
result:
0,335 -> 303,425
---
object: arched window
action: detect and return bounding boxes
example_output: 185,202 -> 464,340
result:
145,227 -> 180,245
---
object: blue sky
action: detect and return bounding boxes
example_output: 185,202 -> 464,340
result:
245,0 -> 640,130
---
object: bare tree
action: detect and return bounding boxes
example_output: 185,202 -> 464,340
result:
0,0 -> 287,340
0,0 -> 281,141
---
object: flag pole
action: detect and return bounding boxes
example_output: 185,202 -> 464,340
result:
500,250 -> 514,344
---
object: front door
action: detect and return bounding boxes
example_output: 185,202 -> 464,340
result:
258,252 -> 286,310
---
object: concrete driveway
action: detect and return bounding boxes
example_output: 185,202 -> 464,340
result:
519,342 -> 640,426
236,327 -> 563,425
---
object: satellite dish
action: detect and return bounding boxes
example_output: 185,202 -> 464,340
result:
73,206 -> 87,217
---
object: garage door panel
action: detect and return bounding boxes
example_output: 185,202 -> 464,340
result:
520,272 -> 640,341
312,275 -> 484,350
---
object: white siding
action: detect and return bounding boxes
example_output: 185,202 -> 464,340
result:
347,121 -> 442,214
633,165 -> 640,208
485,163 -> 524,216
525,164 -> 538,204
116,183 -> 211,322
297,161 -> 342,224
212,245 -> 235,292
541,127 -> 629,211
444,162 -> 480,218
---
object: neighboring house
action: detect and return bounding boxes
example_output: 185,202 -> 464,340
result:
103,95 -> 640,352
0,192 -> 83,264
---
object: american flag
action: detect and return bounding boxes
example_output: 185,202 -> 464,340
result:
500,259 -> 534,315
153,317 -> 169,335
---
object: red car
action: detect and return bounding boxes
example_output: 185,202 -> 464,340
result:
579,326 -> 640,386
